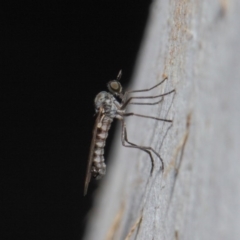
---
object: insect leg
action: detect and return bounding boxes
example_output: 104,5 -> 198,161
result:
121,89 -> 175,109
123,112 -> 172,123
125,77 -> 168,94
121,120 -> 164,173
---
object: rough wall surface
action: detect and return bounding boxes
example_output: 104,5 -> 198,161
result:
84,0 -> 240,239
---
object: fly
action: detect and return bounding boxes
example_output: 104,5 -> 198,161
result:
84,70 -> 175,195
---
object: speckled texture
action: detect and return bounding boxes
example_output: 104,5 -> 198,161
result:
84,0 -> 240,239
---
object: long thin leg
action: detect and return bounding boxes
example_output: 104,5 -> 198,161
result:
128,97 -> 163,106
125,77 -> 168,94
120,120 -> 155,173
123,125 -> 164,171
123,112 -> 172,123
121,89 -> 175,109
121,120 -> 164,173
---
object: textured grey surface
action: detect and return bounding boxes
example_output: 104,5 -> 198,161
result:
84,0 -> 240,239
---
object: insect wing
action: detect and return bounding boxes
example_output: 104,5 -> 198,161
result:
84,109 -> 103,195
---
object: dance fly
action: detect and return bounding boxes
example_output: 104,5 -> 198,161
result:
84,70 -> 175,195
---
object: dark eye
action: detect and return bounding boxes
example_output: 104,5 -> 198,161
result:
107,80 -> 122,95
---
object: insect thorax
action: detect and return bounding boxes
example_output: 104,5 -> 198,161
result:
94,91 -> 121,118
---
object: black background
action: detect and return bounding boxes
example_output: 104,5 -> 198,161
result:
1,2 -> 151,239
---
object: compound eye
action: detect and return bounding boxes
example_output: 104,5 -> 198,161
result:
108,80 -> 122,94
110,81 -> 120,91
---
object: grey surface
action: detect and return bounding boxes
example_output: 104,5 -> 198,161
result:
84,0 -> 240,239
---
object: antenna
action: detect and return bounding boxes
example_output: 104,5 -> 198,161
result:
116,70 -> 122,81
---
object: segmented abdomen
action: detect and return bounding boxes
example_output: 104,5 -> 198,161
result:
91,115 -> 113,179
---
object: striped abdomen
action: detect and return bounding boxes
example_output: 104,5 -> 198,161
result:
91,115 -> 113,179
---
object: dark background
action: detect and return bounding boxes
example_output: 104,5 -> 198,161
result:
1,2 -> 151,240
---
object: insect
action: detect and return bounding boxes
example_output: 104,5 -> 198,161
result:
84,70 -> 175,195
